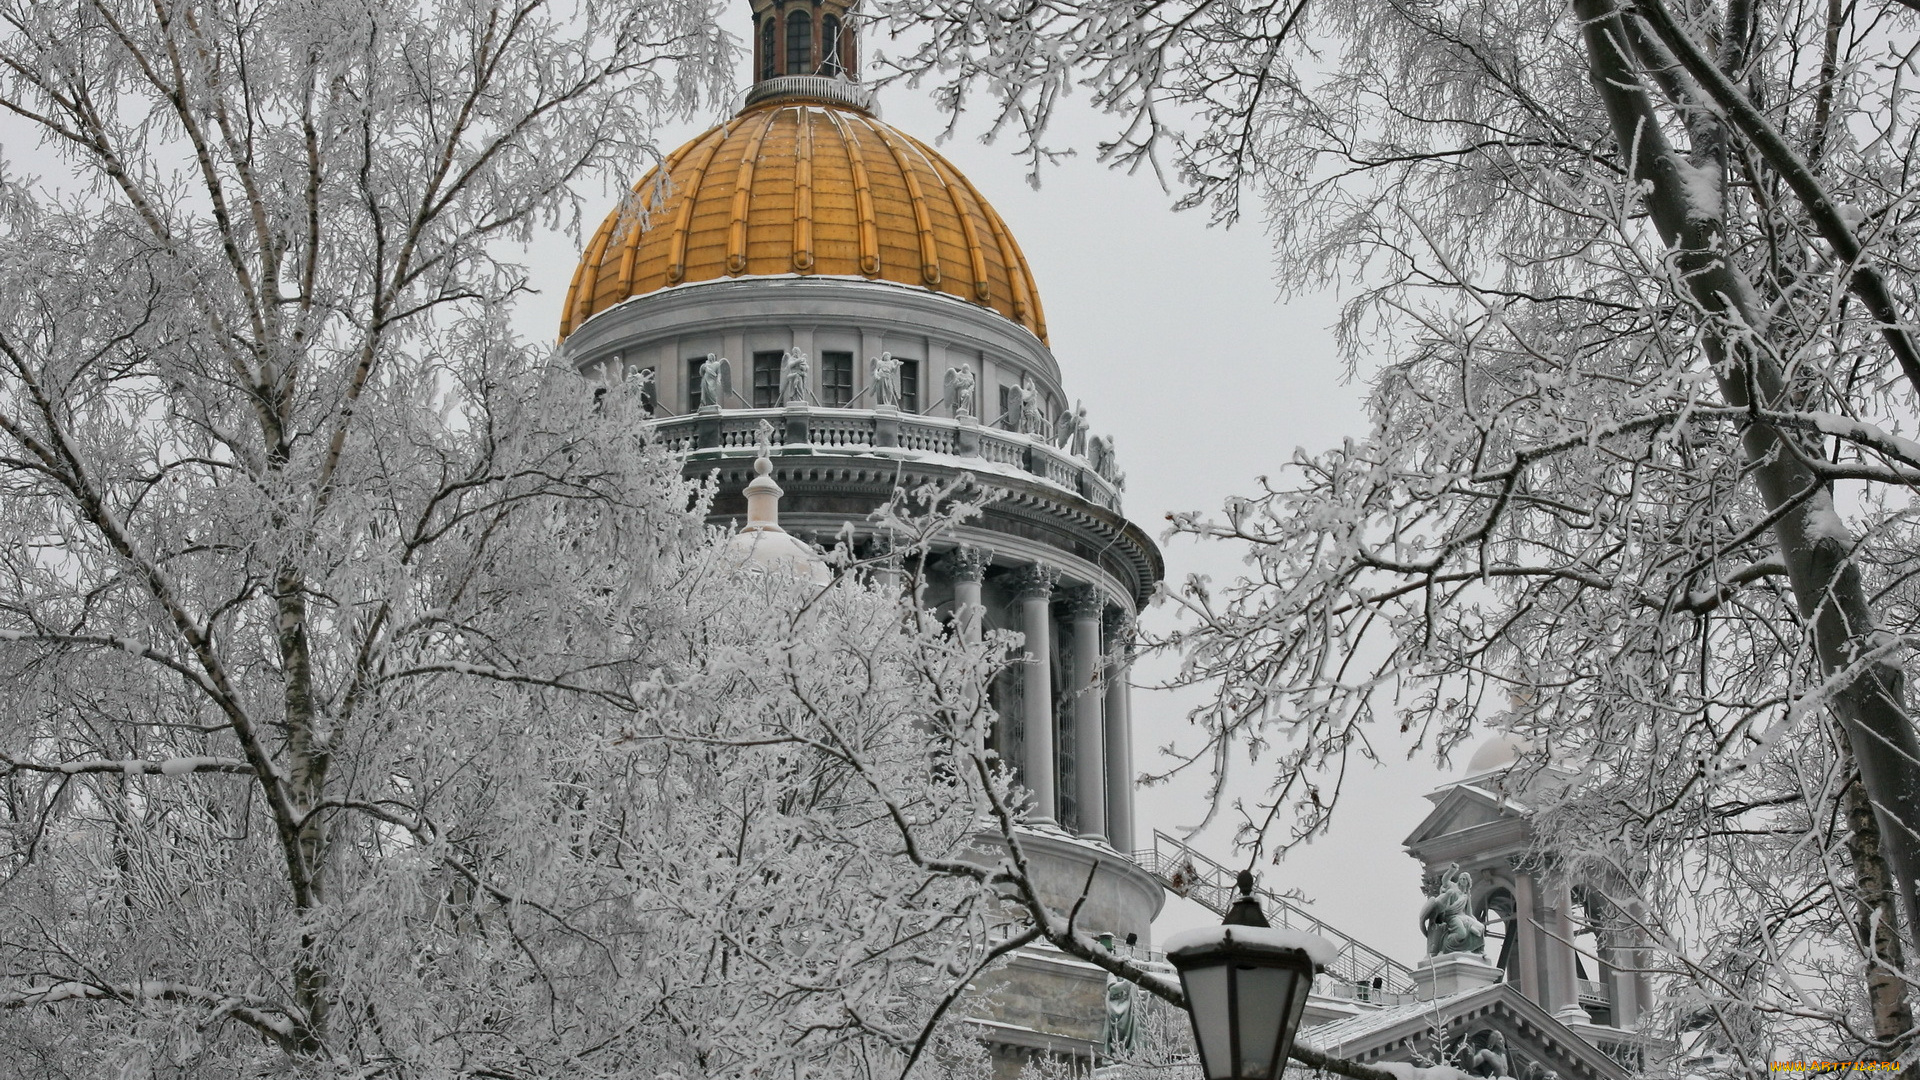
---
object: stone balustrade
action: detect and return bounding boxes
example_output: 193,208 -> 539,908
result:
648,406 -> 1124,512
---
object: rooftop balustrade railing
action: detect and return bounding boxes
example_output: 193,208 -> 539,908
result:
642,406 -> 1125,512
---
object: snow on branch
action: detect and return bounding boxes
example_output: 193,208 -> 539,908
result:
0,753 -> 253,778
0,980 -> 299,1044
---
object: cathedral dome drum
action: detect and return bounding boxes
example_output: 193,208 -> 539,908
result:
558,14 -> 1166,1070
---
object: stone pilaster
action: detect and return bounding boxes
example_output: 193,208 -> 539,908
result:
1064,586 -> 1108,841
1009,564 -> 1060,825
866,531 -> 899,592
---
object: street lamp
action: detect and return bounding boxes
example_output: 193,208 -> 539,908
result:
1163,871 -> 1335,1080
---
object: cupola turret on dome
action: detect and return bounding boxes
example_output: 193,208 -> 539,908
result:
749,0 -> 856,83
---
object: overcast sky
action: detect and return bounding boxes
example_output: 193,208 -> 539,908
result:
512,69 -> 1465,963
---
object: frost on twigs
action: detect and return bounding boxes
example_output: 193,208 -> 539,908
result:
875,0 -> 1920,1057
0,0 -> 1032,1074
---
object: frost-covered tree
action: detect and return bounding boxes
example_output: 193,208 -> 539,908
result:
0,1 -> 1037,1074
873,0 -> 1920,1061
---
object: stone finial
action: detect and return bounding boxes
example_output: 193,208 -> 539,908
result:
1008,563 -> 1059,601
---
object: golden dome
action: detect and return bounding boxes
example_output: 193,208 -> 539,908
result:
560,96 -> 1048,343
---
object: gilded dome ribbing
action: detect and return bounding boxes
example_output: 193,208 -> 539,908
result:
560,97 -> 1048,343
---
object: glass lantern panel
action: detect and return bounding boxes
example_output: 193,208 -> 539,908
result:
1233,963 -> 1302,1079
1180,963 -> 1235,1080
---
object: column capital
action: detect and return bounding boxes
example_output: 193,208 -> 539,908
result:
1008,563 -> 1059,601
1063,584 -> 1107,621
939,545 -> 987,584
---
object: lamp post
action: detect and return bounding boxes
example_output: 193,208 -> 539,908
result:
1163,871 -> 1334,1080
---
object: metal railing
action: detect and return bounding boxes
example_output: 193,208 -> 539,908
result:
742,74 -> 877,112
1133,830 -> 1417,996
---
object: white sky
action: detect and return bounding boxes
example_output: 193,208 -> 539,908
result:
513,70 -> 1465,963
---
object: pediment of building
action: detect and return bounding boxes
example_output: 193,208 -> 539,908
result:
1403,784 -> 1532,865
1303,982 -> 1640,1080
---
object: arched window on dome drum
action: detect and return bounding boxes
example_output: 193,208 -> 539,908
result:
785,10 -> 813,76
759,17 -> 776,81
820,15 -> 842,76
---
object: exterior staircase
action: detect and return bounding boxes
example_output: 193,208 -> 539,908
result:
1134,829 -> 1417,996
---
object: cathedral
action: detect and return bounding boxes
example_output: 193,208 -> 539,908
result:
554,5 -> 1664,1076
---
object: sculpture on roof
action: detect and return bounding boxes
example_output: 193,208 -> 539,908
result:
1055,399 -> 1089,456
871,352 -> 902,407
698,353 -> 729,409
945,364 -> 976,418
1015,374 -> 1049,437
1420,864 -> 1486,956
1090,434 -> 1126,490
780,349 -> 810,405
1467,1031 -> 1510,1078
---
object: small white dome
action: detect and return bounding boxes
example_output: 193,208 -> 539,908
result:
726,526 -> 832,585
726,427 -> 831,585
1464,732 -> 1534,777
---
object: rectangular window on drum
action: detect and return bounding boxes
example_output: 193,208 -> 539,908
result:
821,351 -> 853,406
898,359 -> 920,413
998,384 -> 1014,429
752,350 -> 784,408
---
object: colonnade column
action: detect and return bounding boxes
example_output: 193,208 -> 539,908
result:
1103,609 -> 1136,853
1065,587 -> 1107,841
945,546 -> 985,640
1011,564 -> 1060,826
1508,868 -> 1543,1004
1543,879 -> 1585,1022
868,531 -> 898,592
1606,894 -> 1648,1028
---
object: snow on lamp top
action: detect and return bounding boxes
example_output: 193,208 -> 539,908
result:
1162,924 -> 1340,971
